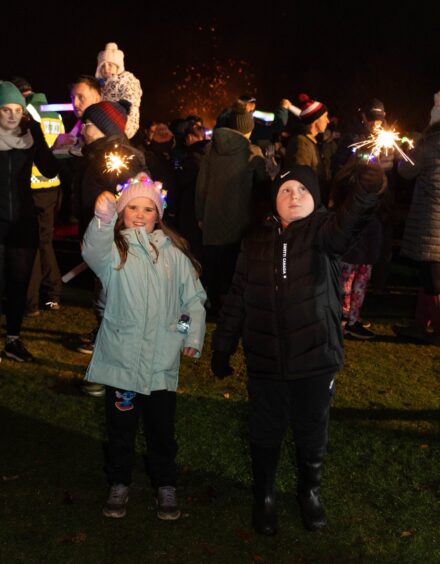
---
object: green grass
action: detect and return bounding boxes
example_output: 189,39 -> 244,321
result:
1,283 -> 439,564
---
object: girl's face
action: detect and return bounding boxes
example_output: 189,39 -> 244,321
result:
101,62 -> 118,79
0,104 -> 24,131
123,197 -> 158,232
276,180 -> 315,226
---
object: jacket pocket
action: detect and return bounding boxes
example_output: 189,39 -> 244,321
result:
94,314 -> 137,369
156,328 -> 185,372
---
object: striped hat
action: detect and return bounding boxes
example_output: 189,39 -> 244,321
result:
82,100 -> 130,137
298,93 -> 327,125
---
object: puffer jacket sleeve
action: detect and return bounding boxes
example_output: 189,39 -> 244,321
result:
212,241 -> 248,354
178,255 -> 207,357
81,215 -> 117,284
318,180 -> 383,256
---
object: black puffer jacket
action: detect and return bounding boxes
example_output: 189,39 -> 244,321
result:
212,184 -> 382,380
0,120 -> 58,222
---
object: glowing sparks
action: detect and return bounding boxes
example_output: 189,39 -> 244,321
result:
104,152 -> 135,174
349,126 -> 414,165
171,57 -> 255,127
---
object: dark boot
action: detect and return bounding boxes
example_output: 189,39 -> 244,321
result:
296,449 -> 327,531
250,444 -> 280,536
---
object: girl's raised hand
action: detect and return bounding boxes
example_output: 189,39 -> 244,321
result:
183,347 -> 198,358
95,191 -> 117,223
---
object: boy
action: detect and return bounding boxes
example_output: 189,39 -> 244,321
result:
211,163 -> 385,535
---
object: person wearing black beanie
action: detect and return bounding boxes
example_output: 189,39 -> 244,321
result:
211,162 -> 386,536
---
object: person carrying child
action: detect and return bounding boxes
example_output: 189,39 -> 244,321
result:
81,172 -> 206,519
211,163 -> 386,535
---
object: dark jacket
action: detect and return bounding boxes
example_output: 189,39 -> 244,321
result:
73,135 -> 145,236
213,183 -> 382,381
195,128 -> 269,245
0,119 -> 58,222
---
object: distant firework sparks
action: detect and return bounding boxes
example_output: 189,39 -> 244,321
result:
349,126 -> 414,164
171,24 -> 255,127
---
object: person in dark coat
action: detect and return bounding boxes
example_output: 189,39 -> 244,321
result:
196,108 -> 270,315
0,81 -> 59,362
176,123 -> 209,263
211,163 -> 386,535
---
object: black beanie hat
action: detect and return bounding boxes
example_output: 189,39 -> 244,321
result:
272,165 -> 321,212
228,108 -> 254,134
362,98 -> 386,122
11,76 -> 32,95
82,99 -> 130,136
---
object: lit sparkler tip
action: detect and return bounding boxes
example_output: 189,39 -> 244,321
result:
349,126 -> 414,166
104,152 -> 135,174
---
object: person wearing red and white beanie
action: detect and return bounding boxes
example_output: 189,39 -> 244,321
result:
298,93 -> 328,125
284,93 -> 330,203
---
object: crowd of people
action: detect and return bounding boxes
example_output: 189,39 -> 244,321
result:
1,41 -> 439,536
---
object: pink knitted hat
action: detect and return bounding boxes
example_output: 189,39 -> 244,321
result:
115,172 -> 167,218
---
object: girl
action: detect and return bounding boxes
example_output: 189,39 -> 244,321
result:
95,42 -> 142,139
211,164 -> 385,535
82,172 -> 206,519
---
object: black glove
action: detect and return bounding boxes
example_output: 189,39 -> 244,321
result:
356,163 -> 385,193
211,350 -> 234,379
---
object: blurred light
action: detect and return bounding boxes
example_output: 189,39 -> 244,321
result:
253,110 -> 275,123
39,103 -> 74,112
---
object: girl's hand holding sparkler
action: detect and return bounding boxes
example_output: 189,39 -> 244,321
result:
95,191 -> 117,224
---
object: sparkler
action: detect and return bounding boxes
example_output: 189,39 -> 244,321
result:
349,126 -> 414,165
104,151 -> 135,174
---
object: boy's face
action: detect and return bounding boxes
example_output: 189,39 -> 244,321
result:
276,180 -> 315,226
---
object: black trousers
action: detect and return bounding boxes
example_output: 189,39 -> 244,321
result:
247,373 -> 335,453
27,189 -> 62,310
202,243 -> 240,311
105,387 -> 178,488
0,217 -> 38,335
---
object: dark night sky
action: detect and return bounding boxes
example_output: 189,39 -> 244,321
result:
2,2 -> 439,130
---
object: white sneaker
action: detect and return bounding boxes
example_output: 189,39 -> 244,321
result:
103,484 -> 129,518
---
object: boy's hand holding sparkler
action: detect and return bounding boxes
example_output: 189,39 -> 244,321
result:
95,191 -> 117,224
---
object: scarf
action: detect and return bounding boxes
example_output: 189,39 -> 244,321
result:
0,126 -> 34,151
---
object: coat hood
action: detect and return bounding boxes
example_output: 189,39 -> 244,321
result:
212,127 -> 250,156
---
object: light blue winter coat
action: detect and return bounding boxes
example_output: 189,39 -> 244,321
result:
81,216 -> 206,395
